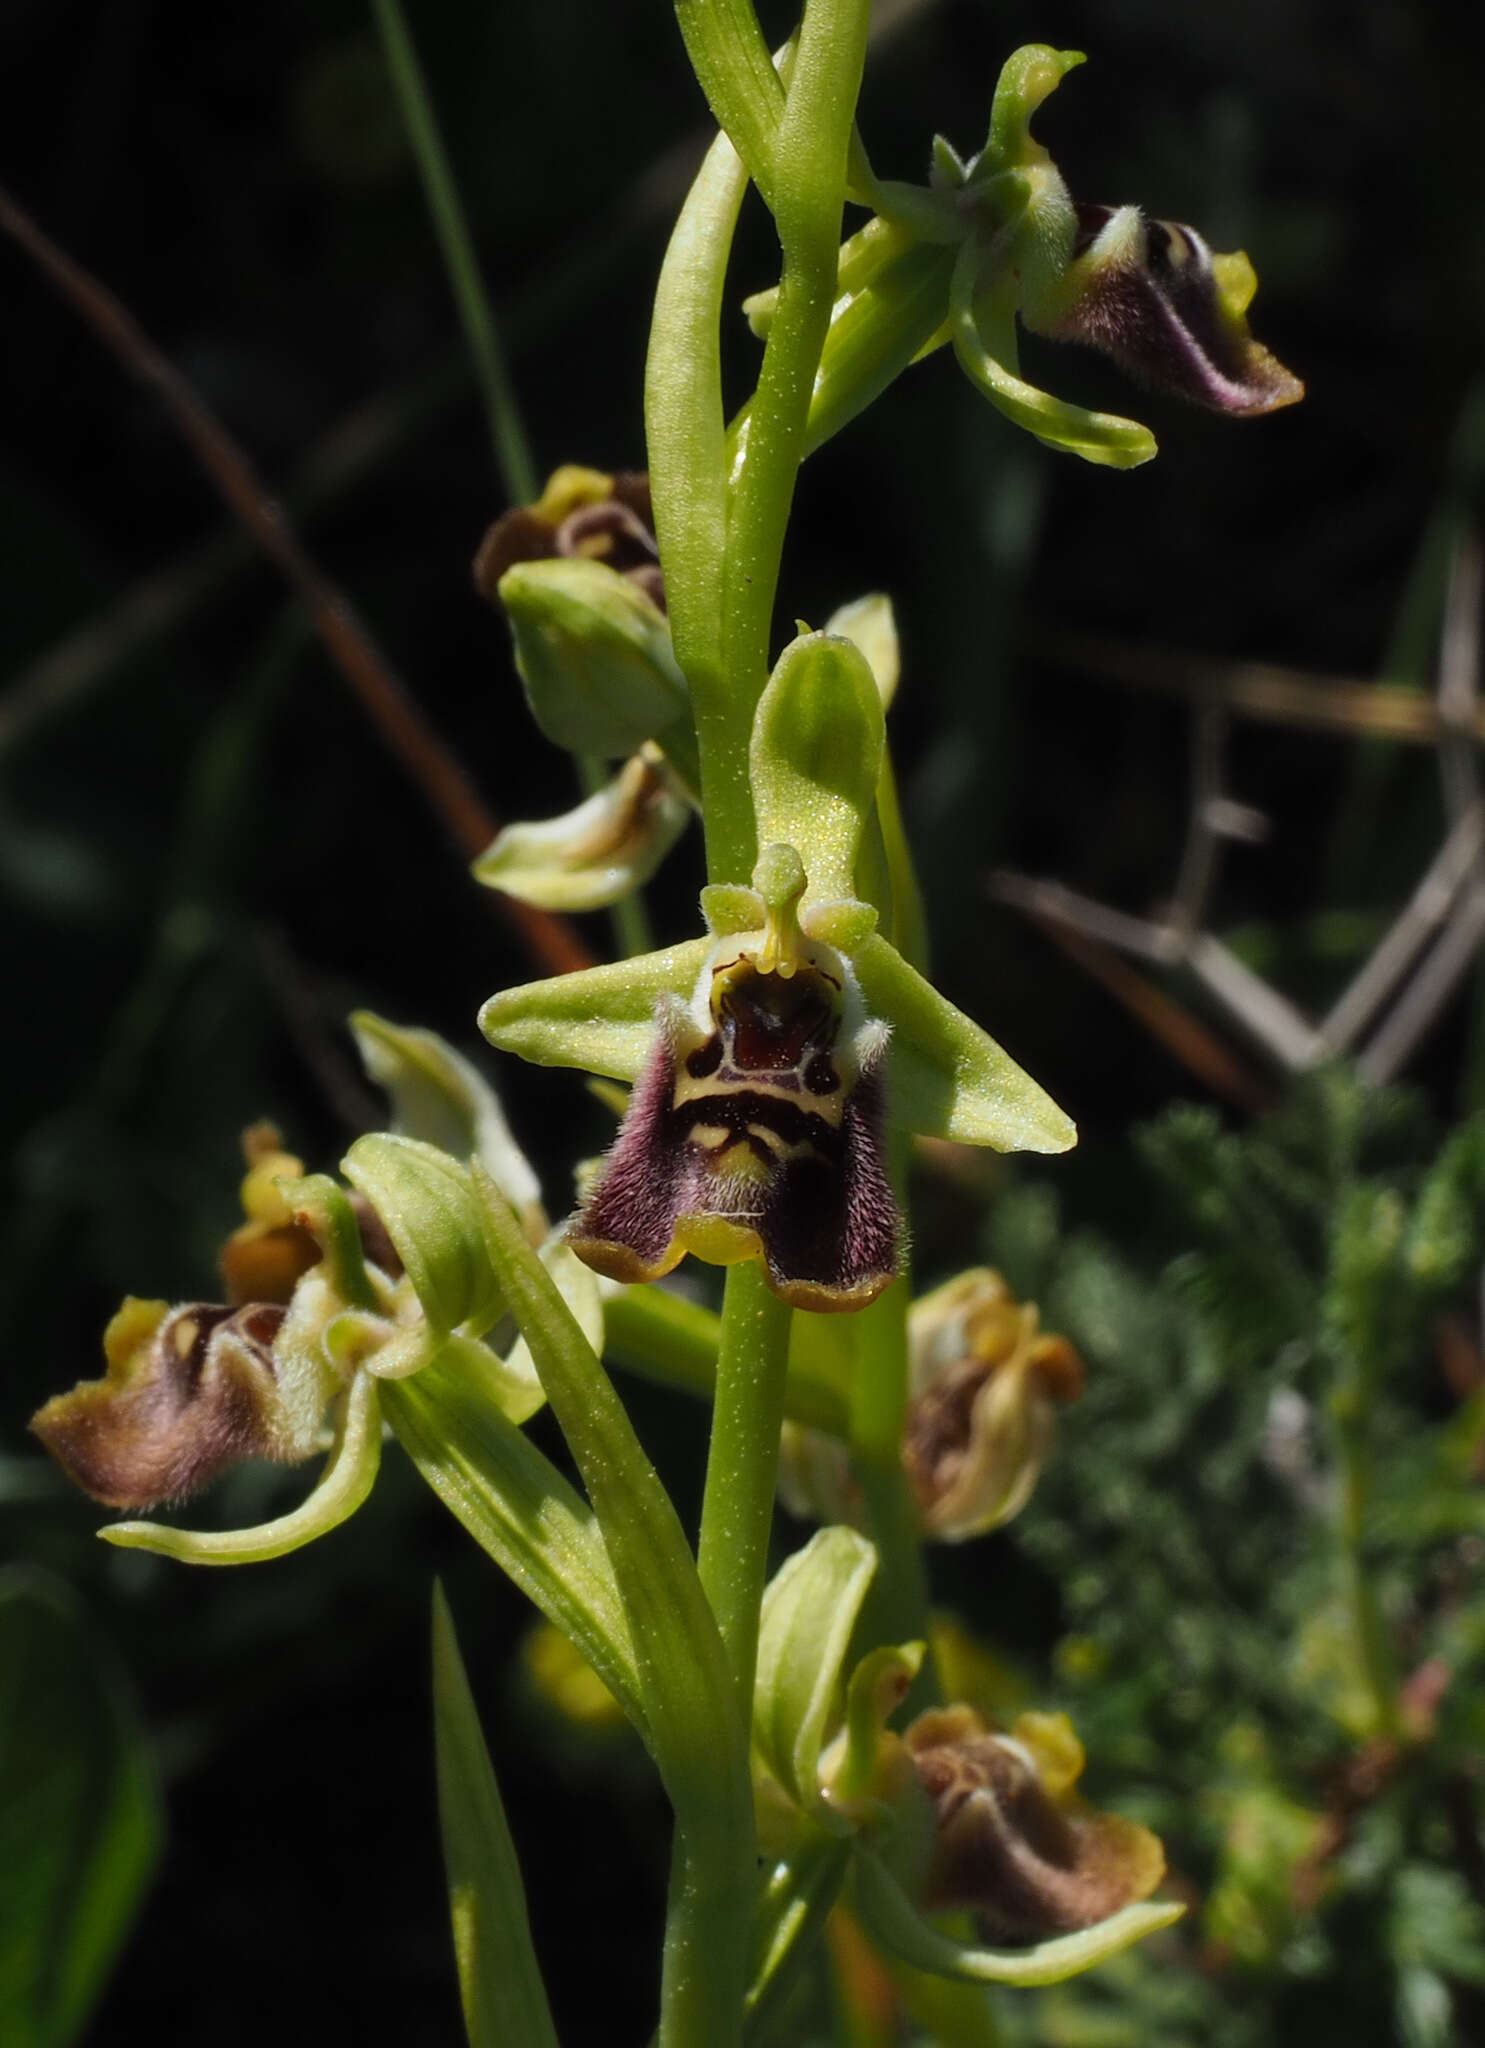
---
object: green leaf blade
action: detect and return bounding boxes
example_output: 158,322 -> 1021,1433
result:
432,1586 -> 561,2048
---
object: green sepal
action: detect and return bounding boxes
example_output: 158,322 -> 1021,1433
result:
498,557 -> 689,757
982,44 -> 1085,171
852,1849 -> 1184,1987
342,1135 -> 504,1339
431,1586 -> 561,2048
275,1172 -> 378,1309
100,1369 -> 383,1565
751,631 -> 884,904
351,1012 -> 545,1232
479,937 -> 711,1082
755,1525 -> 878,1820
381,1343 -> 646,1738
953,261 -> 1156,470
851,933 -> 1075,1152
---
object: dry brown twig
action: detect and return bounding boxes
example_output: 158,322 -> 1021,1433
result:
999,533 -> 1485,1089
0,183 -> 593,980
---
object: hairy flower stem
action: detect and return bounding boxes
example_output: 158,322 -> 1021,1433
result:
698,1263 -> 794,1704
652,3 -> 873,2036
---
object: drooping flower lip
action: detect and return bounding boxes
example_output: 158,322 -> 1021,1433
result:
31,1298 -> 297,1511
568,949 -> 899,1314
1036,202 -> 1304,418
905,1706 -> 1166,1940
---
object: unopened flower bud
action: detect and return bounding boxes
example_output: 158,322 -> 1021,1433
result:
904,1705 -> 1165,1939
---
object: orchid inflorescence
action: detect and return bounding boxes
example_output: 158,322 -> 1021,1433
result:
30,30 -> 1301,2046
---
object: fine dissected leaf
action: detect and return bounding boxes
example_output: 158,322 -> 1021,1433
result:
431,1585 -> 560,2048
0,1572 -> 161,2048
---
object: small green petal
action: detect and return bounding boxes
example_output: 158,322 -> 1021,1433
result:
100,1370 -> 382,1566
342,1135 -> 504,1338
852,1849 -> 1184,1987
479,938 -> 711,1082
755,1526 -> 878,1818
497,557 -> 689,758
751,631 -> 884,905
852,934 -> 1075,1152
351,1013 -> 544,1230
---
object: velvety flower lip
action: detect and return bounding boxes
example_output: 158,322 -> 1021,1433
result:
30,1297 -> 308,1511
1030,201 -> 1305,418
569,914 -> 900,1314
905,1705 -> 1166,1940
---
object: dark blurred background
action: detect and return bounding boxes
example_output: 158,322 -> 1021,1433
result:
5,1 -> 1485,2042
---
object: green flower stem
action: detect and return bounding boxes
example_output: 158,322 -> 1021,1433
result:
715,0 -> 872,882
370,0 -> 537,506
848,1275 -> 932,1663
697,1262 -> 794,1707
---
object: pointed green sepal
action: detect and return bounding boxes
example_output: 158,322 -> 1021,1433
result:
99,1369 -> 382,1565
852,1848 -> 1184,1987
351,1013 -> 545,1233
755,1526 -> 878,1819
498,557 -> 689,757
342,1135 -> 504,1339
751,632 -> 885,905
852,934 -> 1075,1152
478,938 -> 711,1082
431,1586 -> 561,2048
